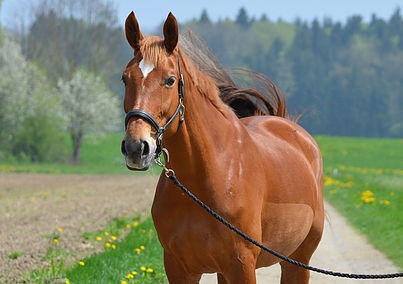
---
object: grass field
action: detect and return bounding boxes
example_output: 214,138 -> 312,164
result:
316,136 -> 403,268
1,134 -> 402,283
0,133 -> 160,174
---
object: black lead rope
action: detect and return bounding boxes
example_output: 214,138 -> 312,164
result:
166,172 -> 403,280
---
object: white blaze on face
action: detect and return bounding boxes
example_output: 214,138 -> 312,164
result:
138,59 -> 154,79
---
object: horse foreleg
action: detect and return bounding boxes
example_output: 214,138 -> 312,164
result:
163,252 -> 202,284
218,250 -> 258,284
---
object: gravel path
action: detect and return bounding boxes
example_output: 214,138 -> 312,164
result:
0,174 -> 400,283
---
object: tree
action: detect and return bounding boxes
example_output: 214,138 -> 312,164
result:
199,9 -> 211,24
23,0 -> 127,93
236,7 -> 250,29
0,35 -> 65,161
57,69 -> 120,163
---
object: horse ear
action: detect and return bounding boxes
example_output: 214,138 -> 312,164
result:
163,12 -> 179,54
125,11 -> 144,52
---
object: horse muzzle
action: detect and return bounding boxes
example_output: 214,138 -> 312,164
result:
121,137 -> 157,171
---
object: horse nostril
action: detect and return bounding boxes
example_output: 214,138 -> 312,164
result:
121,140 -> 127,155
142,140 -> 150,156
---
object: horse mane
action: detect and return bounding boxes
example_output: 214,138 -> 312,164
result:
179,31 -> 289,119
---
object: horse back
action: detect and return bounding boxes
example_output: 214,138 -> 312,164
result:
241,115 -> 322,184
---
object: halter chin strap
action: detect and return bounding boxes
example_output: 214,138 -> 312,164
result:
124,56 -> 185,158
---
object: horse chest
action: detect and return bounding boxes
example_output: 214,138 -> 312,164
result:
151,180 -> 259,265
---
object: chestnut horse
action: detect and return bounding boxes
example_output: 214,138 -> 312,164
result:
121,11 -> 324,284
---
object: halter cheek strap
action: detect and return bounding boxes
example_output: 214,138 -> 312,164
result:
124,56 -> 185,158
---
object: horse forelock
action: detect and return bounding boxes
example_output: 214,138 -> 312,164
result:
139,36 -> 167,66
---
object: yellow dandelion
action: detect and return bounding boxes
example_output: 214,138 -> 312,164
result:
380,199 -> 391,206
135,248 -> 141,254
111,244 -> 116,249
110,235 -> 117,241
360,190 -> 376,203
125,224 -> 131,229
140,266 -> 146,271
140,245 -> 145,250
57,227 -> 63,233
104,242 -> 111,248
65,280 -> 70,284
121,281 -> 128,284
133,221 -> 139,228
146,268 -> 154,273
125,274 -> 134,279
104,231 -> 109,236
53,239 -> 59,244
79,261 -> 85,266
131,271 -> 137,275
96,236 -> 103,241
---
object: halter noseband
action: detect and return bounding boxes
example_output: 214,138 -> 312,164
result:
124,56 -> 185,158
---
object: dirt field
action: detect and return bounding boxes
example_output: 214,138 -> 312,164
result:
0,173 -> 158,283
0,173 -> 401,283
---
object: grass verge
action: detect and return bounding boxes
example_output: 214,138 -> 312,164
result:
66,217 -> 166,284
316,136 -> 403,268
24,217 -> 166,284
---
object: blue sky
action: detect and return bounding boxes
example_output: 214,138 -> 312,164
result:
1,0 -> 401,31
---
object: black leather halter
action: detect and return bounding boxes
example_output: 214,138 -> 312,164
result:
124,56 -> 185,158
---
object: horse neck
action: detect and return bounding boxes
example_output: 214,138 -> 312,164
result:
164,57 -> 241,178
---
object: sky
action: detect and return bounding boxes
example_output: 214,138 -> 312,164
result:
1,0 -> 401,31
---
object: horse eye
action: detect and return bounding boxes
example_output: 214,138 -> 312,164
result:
165,76 -> 176,87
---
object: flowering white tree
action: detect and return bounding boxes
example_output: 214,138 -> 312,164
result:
0,35 -> 62,160
57,69 -> 119,163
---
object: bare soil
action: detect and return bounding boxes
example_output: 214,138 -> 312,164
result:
0,173 -> 401,284
0,173 -> 158,283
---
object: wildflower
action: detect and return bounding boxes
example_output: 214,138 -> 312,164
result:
140,245 -> 145,250
121,281 -> 128,284
111,244 -> 116,249
57,228 -> 63,233
65,280 -> 70,284
131,271 -> 138,275
110,235 -> 117,241
360,190 -> 376,203
125,224 -> 131,229
380,199 -> 391,206
133,221 -> 139,228
53,238 -> 59,244
79,261 -> 85,266
146,268 -> 154,273
140,266 -> 146,271
104,231 -> 109,236
135,248 -> 141,254
105,242 -> 111,248
96,236 -> 103,241
125,273 -> 134,279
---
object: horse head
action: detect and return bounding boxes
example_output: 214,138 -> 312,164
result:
121,12 -> 184,170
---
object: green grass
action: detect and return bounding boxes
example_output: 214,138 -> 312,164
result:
66,217 -> 166,284
25,216 -> 166,284
0,132 -> 161,174
316,136 -> 403,268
